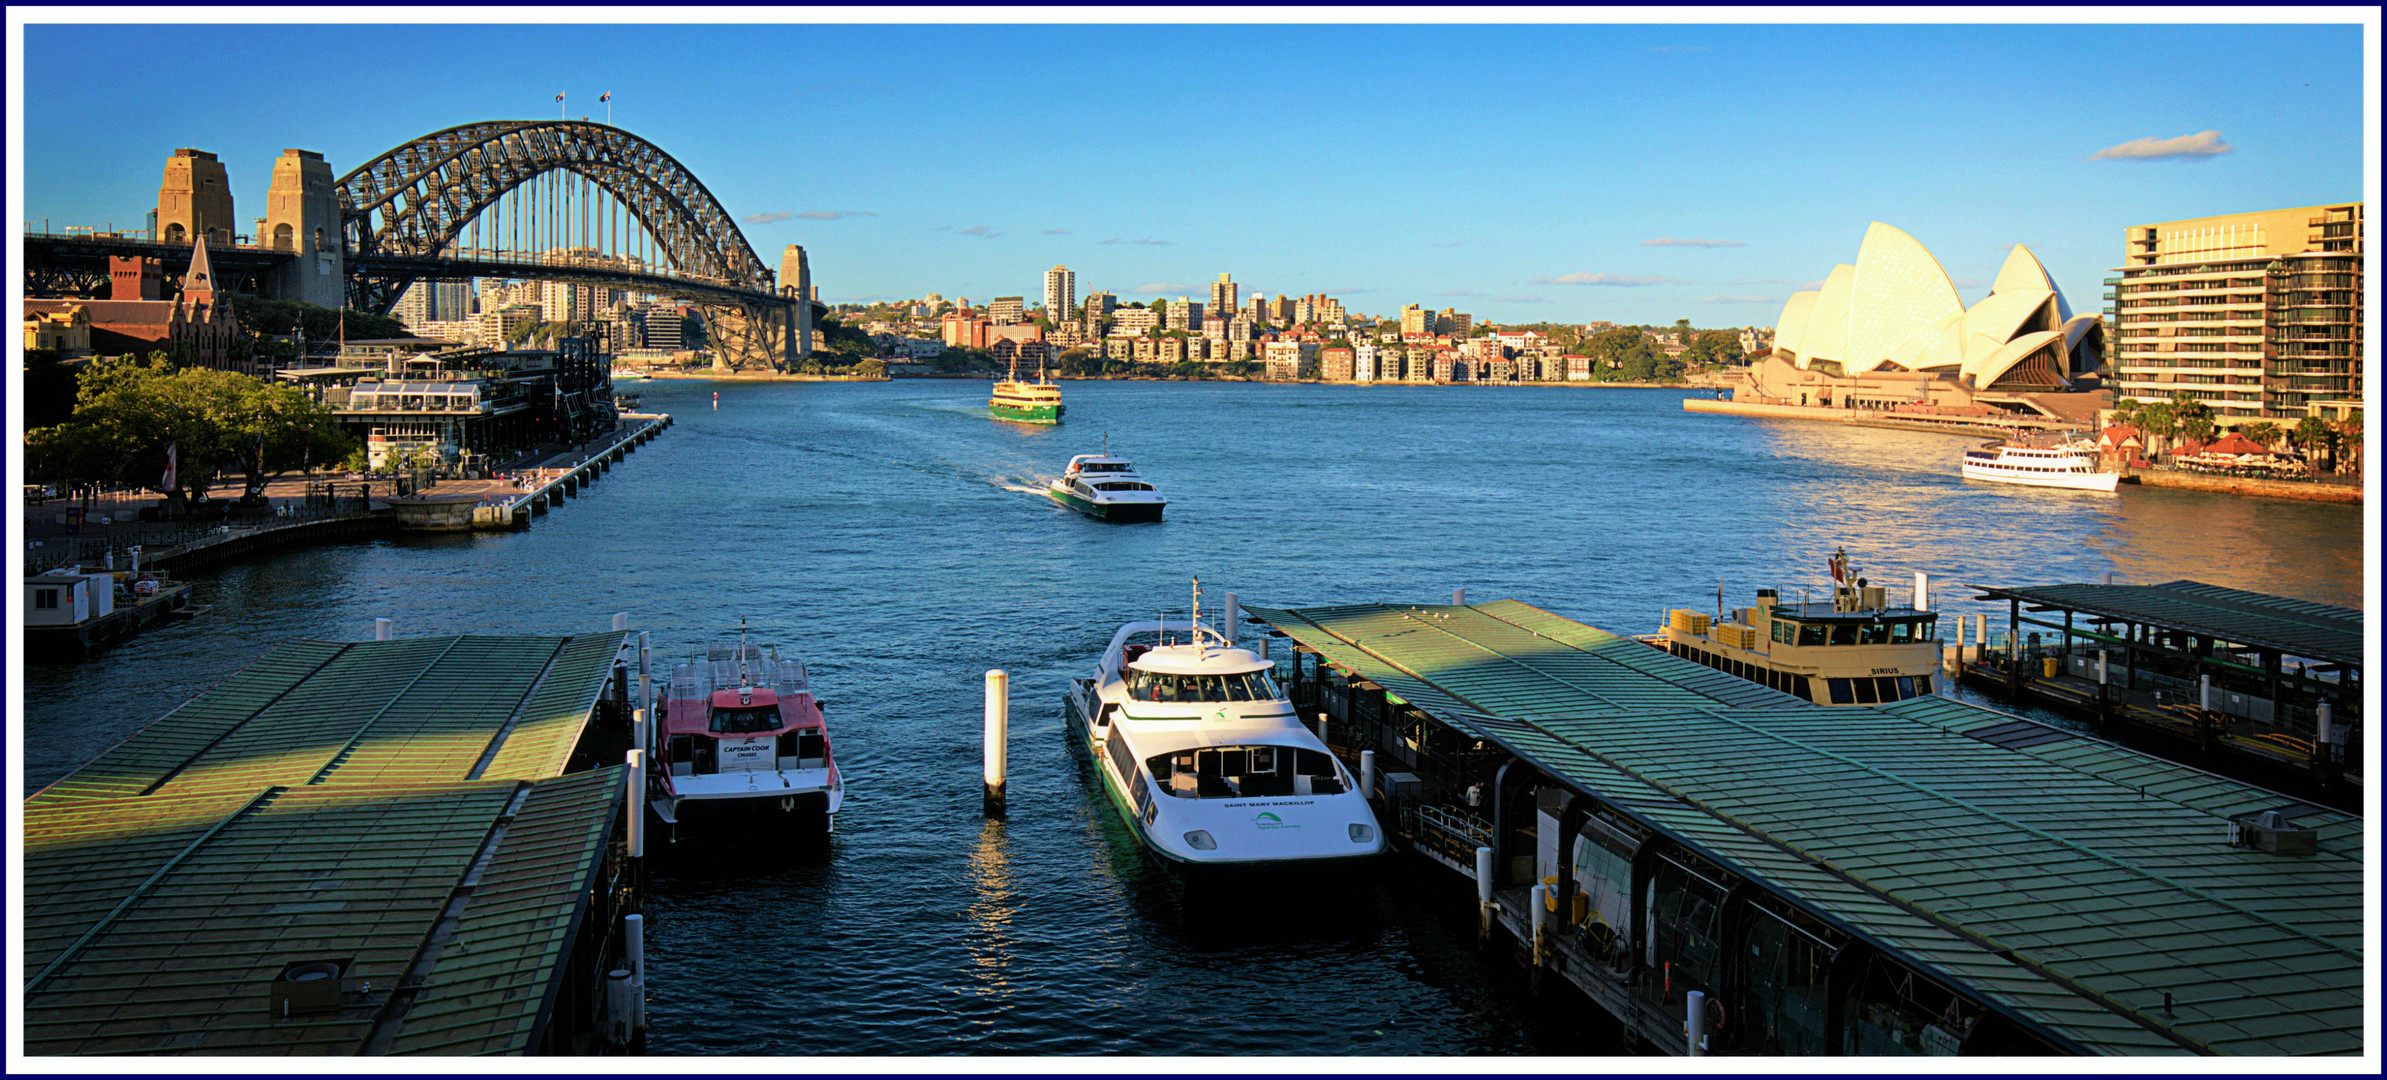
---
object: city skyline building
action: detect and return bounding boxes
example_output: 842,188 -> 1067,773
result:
1044,265 -> 1075,327
2107,202 -> 2365,427
1209,273 -> 1238,317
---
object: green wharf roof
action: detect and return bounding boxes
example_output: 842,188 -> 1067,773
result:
1969,580 -> 2363,668
21,633 -> 632,1055
1250,600 -> 2362,1057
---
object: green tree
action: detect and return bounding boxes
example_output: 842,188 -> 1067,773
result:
1149,297 -> 1168,315
26,354 -> 353,504
2292,416 -> 2335,473
22,349 -> 82,429
2137,401 -> 2179,459
228,295 -> 407,342
2241,421 -> 2283,451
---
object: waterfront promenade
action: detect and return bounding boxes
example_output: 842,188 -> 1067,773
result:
23,418 -> 667,573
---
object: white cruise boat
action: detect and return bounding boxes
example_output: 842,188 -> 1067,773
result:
649,634 -> 843,836
1066,606 -> 1385,876
1047,450 -> 1167,523
1960,435 -> 2120,492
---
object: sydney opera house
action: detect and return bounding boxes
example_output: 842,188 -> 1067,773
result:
1742,223 -> 2107,423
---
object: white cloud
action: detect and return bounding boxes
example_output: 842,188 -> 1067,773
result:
1642,238 -> 1745,248
1043,227 -> 1070,235
956,225 -> 1000,238
743,211 -> 792,224
1531,272 -> 1685,287
797,210 -> 876,220
1133,282 -> 1194,295
2088,130 -> 2233,161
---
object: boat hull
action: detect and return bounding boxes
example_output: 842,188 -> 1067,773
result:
1047,487 -> 1165,522
990,401 -> 1063,424
1064,686 -> 1381,880
1960,463 -> 2121,491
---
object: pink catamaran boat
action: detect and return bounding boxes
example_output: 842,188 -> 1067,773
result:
650,629 -> 844,835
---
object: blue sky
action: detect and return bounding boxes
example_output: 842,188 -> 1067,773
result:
19,19 -> 2370,326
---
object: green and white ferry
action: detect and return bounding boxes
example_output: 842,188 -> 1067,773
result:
1047,451 -> 1167,523
1065,607 -> 1386,878
989,357 -> 1064,424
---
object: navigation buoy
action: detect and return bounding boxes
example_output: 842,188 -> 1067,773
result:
712,391 -> 720,411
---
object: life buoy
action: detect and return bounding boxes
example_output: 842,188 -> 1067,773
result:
1706,996 -> 1728,1032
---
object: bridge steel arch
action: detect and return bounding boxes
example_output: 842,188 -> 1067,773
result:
336,120 -> 802,369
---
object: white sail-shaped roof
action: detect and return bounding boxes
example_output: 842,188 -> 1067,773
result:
1844,223 -> 1964,375
1799,264 -> 1857,366
1960,289 -> 2061,374
1990,245 -> 2072,322
1973,329 -> 2069,389
1773,291 -> 1819,358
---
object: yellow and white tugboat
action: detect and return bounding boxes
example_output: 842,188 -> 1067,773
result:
989,354 -> 1064,424
1647,548 -> 1943,705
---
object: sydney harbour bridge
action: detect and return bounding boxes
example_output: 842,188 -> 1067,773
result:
23,120 -> 818,370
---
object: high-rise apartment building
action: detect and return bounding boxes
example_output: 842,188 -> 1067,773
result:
1166,299 -> 1202,332
1209,273 -> 1238,316
1270,295 -> 1295,325
1043,266 -> 1075,325
1401,304 -> 1434,336
989,296 -> 1026,325
1113,307 -> 1161,334
2108,202 -> 2364,426
1246,295 -> 1268,327
1436,308 -> 1472,337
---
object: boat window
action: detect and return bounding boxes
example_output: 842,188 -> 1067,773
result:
1093,481 -> 1154,492
709,706 -> 782,733
1827,678 -> 1855,704
1152,745 -> 1321,798
1911,674 -> 1932,696
1798,624 -> 1827,646
1830,624 -> 1859,646
1127,669 -> 1280,702
1853,677 -> 1880,705
1888,621 -> 1915,644
1857,623 -> 1891,645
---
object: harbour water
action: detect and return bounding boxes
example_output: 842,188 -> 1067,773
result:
21,381 -> 2364,1054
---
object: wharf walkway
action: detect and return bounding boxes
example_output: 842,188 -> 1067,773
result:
1254,599 -> 2361,1057
1964,580 -> 2362,799
22,631 -> 648,1055
452,413 -> 674,531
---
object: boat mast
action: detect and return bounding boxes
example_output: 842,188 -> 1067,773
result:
1191,576 -> 1204,659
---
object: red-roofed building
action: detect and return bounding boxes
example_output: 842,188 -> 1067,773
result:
24,237 -> 241,370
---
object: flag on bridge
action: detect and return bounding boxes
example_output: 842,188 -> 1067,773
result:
555,92 -> 564,102
599,91 -> 611,102
161,442 -> 178,493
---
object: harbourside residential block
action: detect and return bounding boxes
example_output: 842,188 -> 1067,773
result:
2105,202 -> 2364,427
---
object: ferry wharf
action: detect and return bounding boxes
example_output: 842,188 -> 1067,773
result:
22,629 -> 654,1055
1958,580 -> 2362,801
1249,599 -> 2360,1057
389,412 -> 674,532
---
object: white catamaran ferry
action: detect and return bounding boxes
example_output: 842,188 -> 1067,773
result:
1065,591 -> 1385,876
1047,445 -> 1167,523
1960,434 -> 2120,492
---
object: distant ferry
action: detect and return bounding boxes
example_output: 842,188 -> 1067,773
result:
1961,435 -> 2119,492
990,356 -> 1064,424
1643,548 -> 1943,706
